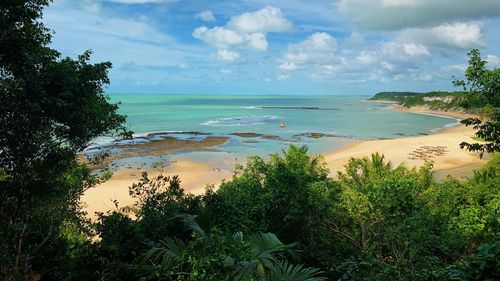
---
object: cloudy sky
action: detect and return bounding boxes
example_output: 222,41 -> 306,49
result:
44,0 -> 500,95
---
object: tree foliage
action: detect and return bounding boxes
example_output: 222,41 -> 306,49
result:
453,49 -> 500,108
0,1 -> 128,279
450,49 -> 500,156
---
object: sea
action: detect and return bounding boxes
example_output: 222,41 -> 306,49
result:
87,94 -> 459,168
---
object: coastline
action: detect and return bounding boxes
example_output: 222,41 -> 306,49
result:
82,102 -> 487,219
325,102 -> 486,179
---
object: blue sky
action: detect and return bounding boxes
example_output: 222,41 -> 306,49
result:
44,0 -> 500,95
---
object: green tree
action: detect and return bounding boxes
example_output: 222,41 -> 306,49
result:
459,111 -> 500,158
0,1 -> 128,279
453,49 -> 500,108
451,49 -> 500,157
203,145 -> 334,265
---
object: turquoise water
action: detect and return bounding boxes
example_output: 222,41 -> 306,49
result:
93,94 -> 458,164
110,94 -> 456,138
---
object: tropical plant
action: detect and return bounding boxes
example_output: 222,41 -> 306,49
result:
135,215 -> 324,281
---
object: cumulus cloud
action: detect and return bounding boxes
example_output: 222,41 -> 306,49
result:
227,6 -> 292,33
193,26 -> 244,49
193,6 -> 292,54
347,41 -> 432,80
338,0 -> 500,30
399,22 -> 486,50
217,49 -> 241,61
278,31 -> 433,83
486,55 -> 500,67
279,32 -> 338,70
196,10 -> 216,22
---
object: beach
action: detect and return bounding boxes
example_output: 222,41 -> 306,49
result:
81,104 -> 487,219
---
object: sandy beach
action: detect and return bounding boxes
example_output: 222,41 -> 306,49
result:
324,124 -> 486,178
324,104 -> 486,178
81,105 -> 487,219
82,159 -> 232,219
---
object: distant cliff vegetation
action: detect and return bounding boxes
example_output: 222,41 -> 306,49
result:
369,91 -> 465,109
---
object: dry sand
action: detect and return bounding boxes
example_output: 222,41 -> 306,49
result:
82,105 -> 487,219
81,160 -> 232,219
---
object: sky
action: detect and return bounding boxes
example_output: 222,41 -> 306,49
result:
44,0 -> 500,95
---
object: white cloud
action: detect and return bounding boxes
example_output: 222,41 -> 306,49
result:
486,55 -> 500,67
44,6 -> 196,70
279,32 -> 338,71
104,0 -> 177,3
193,6 -> 291,53
278,32 -> 433,83
399,22 -> 486,50
438,63 -> 467,78
46,8 -> 172,44
417,73 -> 433,81
277,74 -> 290,80
227,6 -> 292,33
245,33 -> 267,51
196,10 -> 216,22
338,0 -> 500,30
193,26 -> 244,49
178,62 -> 190,69
217,49 -> 241,61
381,0 -> 418,7
279,62 -> 299,71
346,41 -> 432,81
220,68 -> 232,74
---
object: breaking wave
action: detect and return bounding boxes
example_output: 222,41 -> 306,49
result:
201,115 -> 280,126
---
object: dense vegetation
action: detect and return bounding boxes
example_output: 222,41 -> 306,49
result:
89,148 -> 499,281
1,1 -> 129,280
1,1 -> 499,280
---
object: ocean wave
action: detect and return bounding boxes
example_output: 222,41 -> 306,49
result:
201,115 -> 280,126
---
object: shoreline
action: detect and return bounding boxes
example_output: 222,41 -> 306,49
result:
325,103 -> 486,179
82,103 -> 487,219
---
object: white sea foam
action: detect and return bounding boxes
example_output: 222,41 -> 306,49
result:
201,115 -> 280,126
85,130 -> 209,148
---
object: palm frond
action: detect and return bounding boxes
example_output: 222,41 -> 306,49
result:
267,261 -> 325,281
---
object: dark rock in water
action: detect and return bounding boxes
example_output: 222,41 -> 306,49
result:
231,132 -> 288,142
242,140 -> 260,144
258,106 -> 338,110
232,132 -> 263,138
418,132 -> 429,135
394,133 -> 406,136
292,132 -> 338,139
